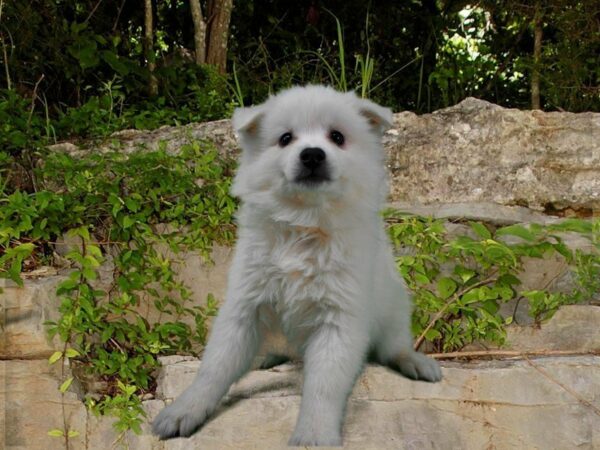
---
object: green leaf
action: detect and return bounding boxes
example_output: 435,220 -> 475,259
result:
496,224 -> 537,242
57,278 -> 79,293
437,277 -> 457,299
67,226 -> 90,241
125,197 -> 140,212
65,348 -> 80,358
481,299 -> 500,314
454,265 -> 476,283
470,222 -> 491,239
48,429 -> 64,437
413,273 -> 430,285
48,351 -> 63,365
123,216 -> 135,229
497,273 -> 521,286
82,267 -> 97,281
60,377 -> 74,393
67,430 -> 80,438
87,245 -> 103,259
424,328 -> 442,341
462,287 -> 496,304
549,219 -> 592,234
101,50 -> 131,75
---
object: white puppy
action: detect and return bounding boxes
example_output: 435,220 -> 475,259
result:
152,85 -> 441,446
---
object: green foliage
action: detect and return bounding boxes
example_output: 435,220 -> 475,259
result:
86,381 -> 146,436
0,89 -> 51,153
429,7 -> 499,108
1,140 -> 235,434
1,1 -> 596,156
0,67 -> 233,146
386,211 -> 600,352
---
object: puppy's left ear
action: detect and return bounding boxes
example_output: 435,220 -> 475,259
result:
232,105 -> 265,136
357,98 -> 393,133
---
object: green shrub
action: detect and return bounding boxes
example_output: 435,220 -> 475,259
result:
386,211 -> 600,352
1,139 -> 235,436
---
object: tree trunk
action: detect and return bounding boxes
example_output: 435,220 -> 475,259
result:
189,0 -> 207,64
531,0 -> 543,110
206,0 -> 233,74
144,0 -> 158,96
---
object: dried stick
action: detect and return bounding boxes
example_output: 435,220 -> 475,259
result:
428,349 -> 600,360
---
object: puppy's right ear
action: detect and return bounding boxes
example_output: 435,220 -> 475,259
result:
232,105 -> 265,137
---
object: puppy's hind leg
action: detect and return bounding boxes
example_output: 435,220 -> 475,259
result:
376,326 -> 442,382
152,298 -> 261,439
376,286 -> 442,383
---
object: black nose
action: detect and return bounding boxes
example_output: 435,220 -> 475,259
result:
300,147 -> 326,170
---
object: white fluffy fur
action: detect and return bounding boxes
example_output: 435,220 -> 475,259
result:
152,85 -> 442,446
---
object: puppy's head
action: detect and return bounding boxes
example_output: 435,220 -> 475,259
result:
232,85 -> 392,210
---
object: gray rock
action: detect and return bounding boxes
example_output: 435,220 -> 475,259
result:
504,305 -> 600,352
1,359 -> 87,450
143,356 -> 600,450
386,98 -> 600,211
3,306 -> 600,449
0,276 -> 65,359
389,201 -> 562,225
49,98 -> 600,213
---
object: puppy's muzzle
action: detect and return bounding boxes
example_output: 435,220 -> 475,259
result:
295,147 -> 330,184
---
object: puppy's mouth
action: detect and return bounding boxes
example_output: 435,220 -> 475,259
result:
294,167 -> 331,186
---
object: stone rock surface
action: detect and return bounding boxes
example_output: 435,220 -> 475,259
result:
3,299 -> 600,449
386,98 -> 600,211
50,98 -> 600,213
123,355 -> 600,450
1,359 -> 87,450
504,305 -> 600,352
0,276 -> 65,358
389,201 -> 563,225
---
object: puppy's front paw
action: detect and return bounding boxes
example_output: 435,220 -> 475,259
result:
391,351 -> 442,382
288,417 -> 342,447
152,395 -> 212,440
288,431 -> 342,447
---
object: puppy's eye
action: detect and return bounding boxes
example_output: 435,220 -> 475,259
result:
330,130 -> 345,146
279,132 -> 293,147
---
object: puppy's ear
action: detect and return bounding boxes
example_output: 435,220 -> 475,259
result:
232,105 -> 265,136
356,98 -> 393,132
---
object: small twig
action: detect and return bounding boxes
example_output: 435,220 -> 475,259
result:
112,0 -> 127,31
523,355 -> 600,417
414,271 -> 499,351
84,0 -> 104,23
51,239 -> 126,246
1,10 -> 12,90
109,338 -> 125,353
428,349 -> 600,360
27,74 -> 45,128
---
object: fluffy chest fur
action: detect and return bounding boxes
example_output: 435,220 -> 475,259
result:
236,220 -> 363,345
244,223 -> 359,304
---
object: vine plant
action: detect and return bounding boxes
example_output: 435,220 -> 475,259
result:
1,139 -> 235,443
385,211 -> 600,352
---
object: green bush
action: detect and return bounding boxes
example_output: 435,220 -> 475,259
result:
1,140 -> 235,435
386,211 -> 600,352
